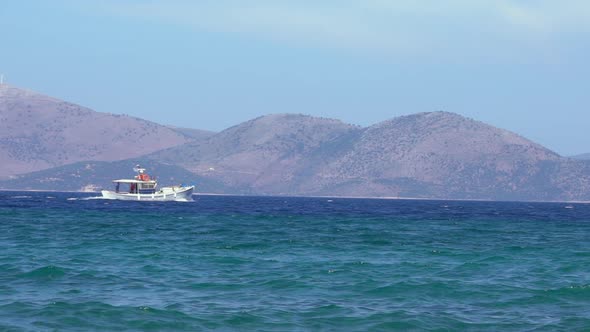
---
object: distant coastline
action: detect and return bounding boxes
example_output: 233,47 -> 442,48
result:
1,188 -> 588,204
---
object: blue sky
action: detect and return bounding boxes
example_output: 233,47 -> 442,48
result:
1,1 -> 589,155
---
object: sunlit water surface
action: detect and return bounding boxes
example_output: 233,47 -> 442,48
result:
1,191 -> 589,331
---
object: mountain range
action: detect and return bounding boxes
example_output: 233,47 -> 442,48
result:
1,85 -> 589,201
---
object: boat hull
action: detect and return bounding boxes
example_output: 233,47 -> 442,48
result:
101,186 -> 194,201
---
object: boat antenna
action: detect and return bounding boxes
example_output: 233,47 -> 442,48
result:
133,164 -> 146,173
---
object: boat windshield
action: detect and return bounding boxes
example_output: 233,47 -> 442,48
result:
114,181 -> 156,194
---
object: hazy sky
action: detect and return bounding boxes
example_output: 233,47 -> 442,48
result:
1,1 -> 589,155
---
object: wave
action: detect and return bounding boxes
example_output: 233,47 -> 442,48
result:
0,301 -> 202,331
19,265 -> 66,280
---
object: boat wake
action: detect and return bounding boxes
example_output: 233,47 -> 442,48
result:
67,196 -> 108,201
173,197 -> 194,203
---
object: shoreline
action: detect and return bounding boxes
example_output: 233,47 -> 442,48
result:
1,188 -> 588,204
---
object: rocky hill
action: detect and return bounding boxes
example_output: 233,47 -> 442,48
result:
307,112 -> 566,200
0,84 -> 191,179
150,114 -> 360,193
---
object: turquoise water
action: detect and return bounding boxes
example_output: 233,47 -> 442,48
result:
1,192 -> 589,331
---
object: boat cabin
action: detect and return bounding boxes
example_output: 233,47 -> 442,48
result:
112,179 -> 157,194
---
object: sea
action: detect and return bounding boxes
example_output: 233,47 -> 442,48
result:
1,191 -> 589,331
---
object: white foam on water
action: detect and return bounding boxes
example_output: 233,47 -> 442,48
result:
174,198 -> 194,203
67,196 -> 107,201
84,196 -> 108,200
11,196 -> 32,199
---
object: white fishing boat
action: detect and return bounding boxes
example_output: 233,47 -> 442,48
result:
101,165 -> 194,201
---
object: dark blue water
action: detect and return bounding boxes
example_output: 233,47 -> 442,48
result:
1,191 -> 589,331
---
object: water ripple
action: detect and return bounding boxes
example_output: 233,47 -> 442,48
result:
0,191 -> 589,330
